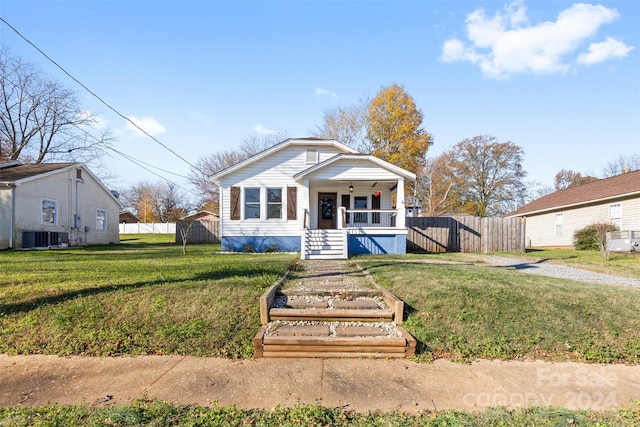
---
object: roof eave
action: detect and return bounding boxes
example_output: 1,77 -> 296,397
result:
293,154 -> 416,181
506,190 -> 640,217
209,138 -> 358,184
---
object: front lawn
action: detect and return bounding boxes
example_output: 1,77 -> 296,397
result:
0,235 -> 297,358
2,238 -> 639,363
358,254 -> 640,363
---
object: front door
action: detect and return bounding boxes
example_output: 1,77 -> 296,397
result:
318,192 -> 337,229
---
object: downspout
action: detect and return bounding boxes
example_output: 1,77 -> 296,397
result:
9,184 -> 16,249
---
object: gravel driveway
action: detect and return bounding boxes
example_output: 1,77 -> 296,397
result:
480,256 -> 640,288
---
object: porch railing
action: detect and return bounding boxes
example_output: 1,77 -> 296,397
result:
342,209 -> 397,228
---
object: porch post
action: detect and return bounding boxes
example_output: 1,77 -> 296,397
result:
396,178 -> 405,229
300,179 -> 310,260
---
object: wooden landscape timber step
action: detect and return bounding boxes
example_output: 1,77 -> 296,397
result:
254,261 -> 416,359
268,307 -> 394,322
253,325 -> 417,359
260,289 -> 405,325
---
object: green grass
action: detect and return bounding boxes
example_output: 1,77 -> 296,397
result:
2,239 -> 640,363
358,254 -> 640,363
0,400 -> 638,426
0,235 -> 297,358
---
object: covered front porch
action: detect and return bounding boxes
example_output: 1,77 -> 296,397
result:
298,177 -> 411,259
293,153 -> 415,259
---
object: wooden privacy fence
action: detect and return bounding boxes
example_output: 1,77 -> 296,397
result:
176,220 -> 221,244
406,216 -> 526,253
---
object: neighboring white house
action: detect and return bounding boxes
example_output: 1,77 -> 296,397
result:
505,170 -> 640,247
209,138 -> 416,259
0,161 -> 121,249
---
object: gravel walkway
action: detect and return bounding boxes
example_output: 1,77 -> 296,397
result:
481,256 -> 640,288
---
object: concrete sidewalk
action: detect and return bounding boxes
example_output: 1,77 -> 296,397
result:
1,355 -> 638,412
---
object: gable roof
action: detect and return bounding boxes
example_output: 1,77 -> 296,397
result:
209,138 -> 358,183
0,162 -> 76,183
293,153 -> 416,181
0,161 -> 121,205
507,170 -> 640,217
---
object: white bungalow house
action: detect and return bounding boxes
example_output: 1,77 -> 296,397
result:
0,161 -> 121,249
209,138 -> 416,259
504,170 -> 640,248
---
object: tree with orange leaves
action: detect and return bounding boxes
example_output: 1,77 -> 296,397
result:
366,83 -> 433,176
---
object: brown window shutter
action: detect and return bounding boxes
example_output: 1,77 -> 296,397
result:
287,186 -> 297,220
230,186 -> 240,220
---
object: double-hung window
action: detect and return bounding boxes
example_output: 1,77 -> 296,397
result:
42,199 -> 58,225
244,188 -> 261,219
555,213 -> 564,236
267,188 -> 282,219
609,203 -> 622,228
96,209 -> 107,230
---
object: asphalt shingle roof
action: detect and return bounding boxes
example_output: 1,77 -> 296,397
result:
0,163 -> 75,183
508,170 -> 640,216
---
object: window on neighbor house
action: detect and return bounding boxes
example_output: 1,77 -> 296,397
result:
267,188 -> 282,219
555,213 -> 564,236
42,199 -> 58,225
610,203 -> 622,228
96,209 -> 107,230
244,188 -> 261,219
306,148 -> 318,164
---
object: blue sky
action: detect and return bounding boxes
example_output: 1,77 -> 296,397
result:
1,0 -> 638,198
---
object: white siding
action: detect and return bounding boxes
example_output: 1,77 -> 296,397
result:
0,188 -> 12,248
5,167 -> 120,248
220,145 -> 345,237
304,159 -> 403,181
524,196 -> 640,247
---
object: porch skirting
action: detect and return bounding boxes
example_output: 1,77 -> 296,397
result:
347,232 -> 407,255
223,230 -> 408,256
222,236 -> 300,253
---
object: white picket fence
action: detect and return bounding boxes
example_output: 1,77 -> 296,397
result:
119,223 -> 176,234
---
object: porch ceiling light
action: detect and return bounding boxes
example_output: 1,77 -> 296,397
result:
349,182 -> 354,192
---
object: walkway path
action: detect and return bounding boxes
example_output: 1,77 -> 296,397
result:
480,255 -> 640,288
2,355 -> 639,412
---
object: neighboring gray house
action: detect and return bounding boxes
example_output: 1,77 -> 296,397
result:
505,170 -> 640,247
210,138 -> 416,259
0,161 -> 120,249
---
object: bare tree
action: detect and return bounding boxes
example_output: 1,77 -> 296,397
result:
430,136 -> 527,217
0,47 -> 111,166
417,156 -> 454,216
177,220 -> 196,255
120,181 -> 190,222
312,97 -> 371,153
554,169 -> 598,190
188,131 -> 288,210
602,154 -> 640,177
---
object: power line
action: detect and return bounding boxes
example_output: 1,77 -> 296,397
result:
0,16 -> 203,174
70,123 -> 199,196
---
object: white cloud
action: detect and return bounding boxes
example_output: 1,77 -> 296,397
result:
315,87 -> 339,99
253,124 -> 277,135
577,36 -> 635,65
126,116 -> 166,137
441,1 -> 633,78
